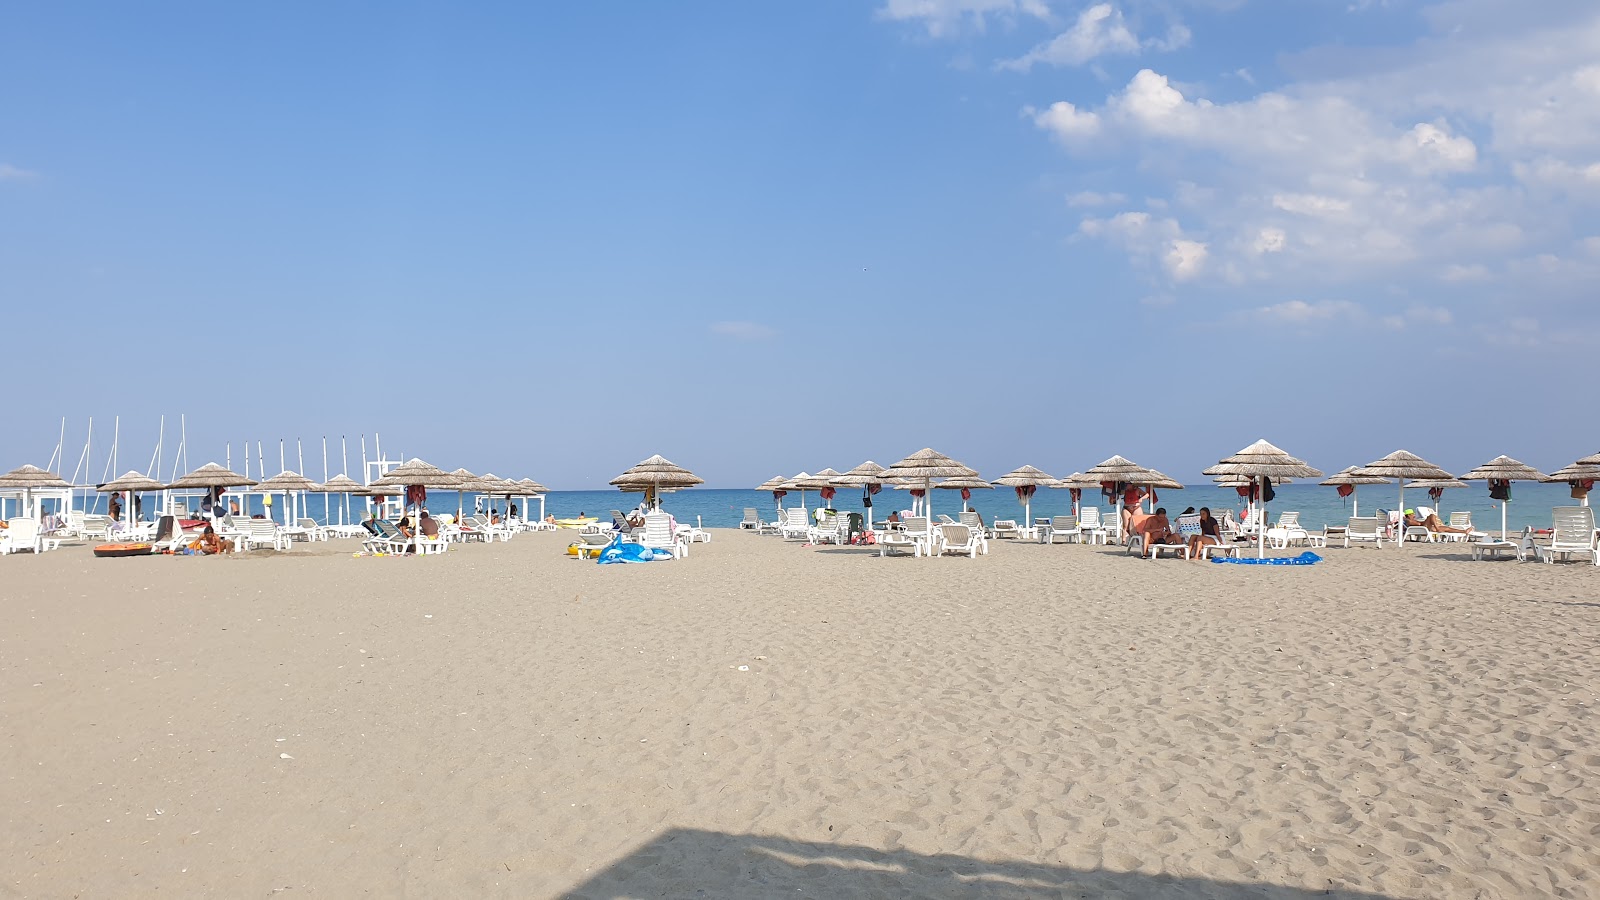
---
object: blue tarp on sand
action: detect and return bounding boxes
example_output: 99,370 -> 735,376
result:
1211,551 -> 1322,566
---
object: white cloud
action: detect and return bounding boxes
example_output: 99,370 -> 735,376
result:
1067,190 -> 1127,207
710,321 -> 778,341
0,164 -> 37,181
1272,193 -> 1352,217
1000,4 -> 1137,70
877,0 -> 1048,37
1252,227 -> 1286,254
1440,263 -> 1489,282
1405,305 -> 1454,326
1027,101 -> 1101,144
1255,299 -> 1365,325
1165,239 -> 1208,280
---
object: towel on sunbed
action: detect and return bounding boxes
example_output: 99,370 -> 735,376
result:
1211,551 -> 1322,566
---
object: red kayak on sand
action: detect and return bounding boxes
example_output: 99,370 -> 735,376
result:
93,543 -> 154,558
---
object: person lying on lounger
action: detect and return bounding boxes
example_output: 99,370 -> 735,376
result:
1403,507 -> 1469,534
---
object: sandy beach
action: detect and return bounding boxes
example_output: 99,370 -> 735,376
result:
2,532 -> 1596,898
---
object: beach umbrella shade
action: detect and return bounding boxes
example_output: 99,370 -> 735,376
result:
881,448 -> 978,526
448,468 -> 481,520
789,469 -> 844,510
316,474 -> 364,525
166,462 -> 257,524
1542,456 -> 1600,508
1081,455 -> 1167,541
1203,439 -> 1324,558
94,470 -> 164,530
1460,455 -> 1549,539
0,464 -> 73,522
1058,471 -> 1100,516
1351,450 -> 1452,547
776,472 -> 815,510
932,474 -> 993,513
371,458 -> 464,538
610,455 -> 702,510
755,476 -> 789,512
1319,466 -> 1390,518
254,470 -> 324,526
831,461 -> 891,525
1402,478 -> 1468,517
992,465 -> 1060,530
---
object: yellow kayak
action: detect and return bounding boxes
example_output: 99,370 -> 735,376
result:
554,517 -> 598,529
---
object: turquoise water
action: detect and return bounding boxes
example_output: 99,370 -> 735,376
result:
33,482 -> 1584,534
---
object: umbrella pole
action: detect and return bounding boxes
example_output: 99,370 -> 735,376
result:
1024,496 -> 1031,532
1501,497 -> 1508,541
1352,486 -> 1359,519
1257,476 -> 1266,559
1397,481 -> 1404,548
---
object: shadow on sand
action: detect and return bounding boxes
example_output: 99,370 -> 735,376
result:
558,828 -> 1395,899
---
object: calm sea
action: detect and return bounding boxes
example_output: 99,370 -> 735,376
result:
42,481 -> 1585,535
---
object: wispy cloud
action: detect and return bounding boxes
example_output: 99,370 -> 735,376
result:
876,0 -> 1048,38
710,321 -> 778,341
0,163 -> 39,181
999,4 -> 1189,71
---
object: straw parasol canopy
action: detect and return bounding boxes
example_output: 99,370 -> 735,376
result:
516,478 -> 549,494
448,468 -> 481,488
991,465 -> 1062,529
168,462 -> 256,490
831,461 -> 890,486
1460,455 -> 1549,537
98,471 -> 166,493
881,448 -> 978,522
931,475 -> 994,491
318,474 -> 364,493
371,458 -> 463,488
1081,455 -> 1166,485
0,464 -> 72,490
1353,450 -> 1452,481
1459,455 -> 1547,483
254,470 -> 324,492
1352,450 -> 1452,548
1143,469 -> 1186,490
756,476 -> 788,491
1543,461 -> 1600,484
1405,477 -> 1468,490
1320,466 -> 1391,487
1202,439 -> 1324,481
362,483 -> 405,496
991,465 -> 1060,488
786,469 -> 843,491
609,455 -> 704,488
1201,440 -> 1323,558
882,448 -> 979,481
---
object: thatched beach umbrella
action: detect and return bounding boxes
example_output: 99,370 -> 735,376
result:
1352,450 -> 1451,546
1460,455 -> 1548,539
254,471 -> 324,525
881,448 -> 978,523
1204,439 -> 1324,558
755,476 -> 789,512
610,455 -> 702,510
1542,451 -> 1600,508
447,468 -> 482,520
1319,466 -> 1390,518
1058,471 -> 1099,516
168,462 -> 257,523
830,462 -> 891,523
0,464 -> 73,522
1081,455 -> 1168,538
932,474 -> 993,512
372,459 -> 463,541
316,474 -> 364,525
1403,478 -> 1468,517
992,465 -> 1060,530
792,469 -> 845,509
94,470 -> 164,529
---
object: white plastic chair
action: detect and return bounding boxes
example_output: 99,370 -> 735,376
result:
1537,507 -> 1597,564
637,512 -> 687,558
938,523 -> 985,558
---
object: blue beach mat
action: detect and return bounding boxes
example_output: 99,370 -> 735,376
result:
1211,551 -> 1323,566
596,535 -> 675,564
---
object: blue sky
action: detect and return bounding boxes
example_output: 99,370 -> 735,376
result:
3,1 -> 1595,487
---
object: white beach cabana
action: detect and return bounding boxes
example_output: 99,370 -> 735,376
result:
0,464 -> 74,523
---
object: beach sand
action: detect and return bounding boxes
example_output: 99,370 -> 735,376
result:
1,531 -> 1596,898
